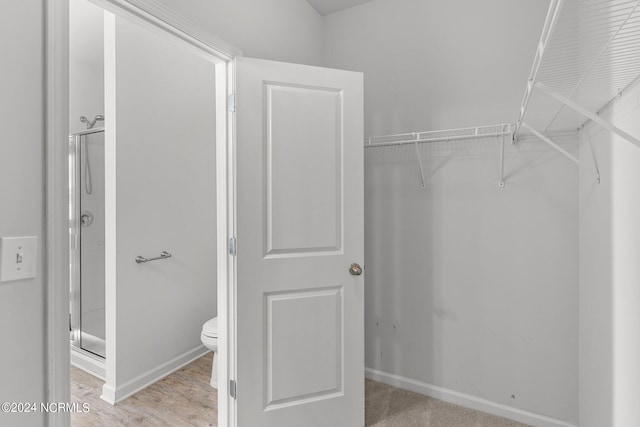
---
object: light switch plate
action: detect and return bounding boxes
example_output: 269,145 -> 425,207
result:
0,236 -> 37,282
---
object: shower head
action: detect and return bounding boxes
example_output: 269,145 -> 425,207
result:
80,115 -> 105,129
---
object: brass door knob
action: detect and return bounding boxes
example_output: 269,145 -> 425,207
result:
349,263 -> 363,276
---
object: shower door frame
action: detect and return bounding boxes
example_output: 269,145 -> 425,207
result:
46,1 -> 241,426
69,127 -> 106,360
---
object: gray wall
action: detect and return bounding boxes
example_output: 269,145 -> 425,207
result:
155,0 -> 324,66
363,137 -> 579,422
578,116 -> 613,427
579,80 -> 640,427
325,0 -> 578,423
105,13 -> 217,398
323,0 -> 548,136
0,0 -> 46,426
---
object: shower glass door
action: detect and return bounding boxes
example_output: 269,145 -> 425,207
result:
69,128 -> 106,359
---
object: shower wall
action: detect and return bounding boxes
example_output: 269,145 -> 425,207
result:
69,0 -> 104,133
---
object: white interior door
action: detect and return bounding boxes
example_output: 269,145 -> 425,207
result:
235,57 -> 364,427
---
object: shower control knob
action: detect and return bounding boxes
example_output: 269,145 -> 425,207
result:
349,263 -> 363,276
80,211 -> 94,227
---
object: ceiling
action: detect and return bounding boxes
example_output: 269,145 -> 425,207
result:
306,0 -> 374,16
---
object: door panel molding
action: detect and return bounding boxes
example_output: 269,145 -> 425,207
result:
263,81 -> 345,258
264,286 -> 344,409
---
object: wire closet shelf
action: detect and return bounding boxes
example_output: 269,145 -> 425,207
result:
364,124 -> 513,148
363,0 -> 640,187
364,124 -> 514,188
514,0 -> 640,145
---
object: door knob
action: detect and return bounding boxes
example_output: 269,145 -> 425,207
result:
349,263 -> 363,276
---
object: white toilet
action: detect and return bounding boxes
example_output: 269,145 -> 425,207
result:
200,316 -> 218,389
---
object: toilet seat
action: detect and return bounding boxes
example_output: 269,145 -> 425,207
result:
202,316 -> 218,338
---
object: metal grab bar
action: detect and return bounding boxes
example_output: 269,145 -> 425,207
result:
135,251 -> 172,264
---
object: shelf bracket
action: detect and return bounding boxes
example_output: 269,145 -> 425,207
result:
498,124 -> 508,187
412,135 -> 426,189
522,122 -> 599,180
535,81 -> 640,149
585,130 -> 601,184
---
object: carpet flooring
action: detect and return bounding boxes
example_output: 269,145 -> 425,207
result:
365,379 -> 530,427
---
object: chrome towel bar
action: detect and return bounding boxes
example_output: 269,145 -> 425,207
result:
135,251 -> 172,264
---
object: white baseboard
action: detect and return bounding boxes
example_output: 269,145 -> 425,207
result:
365,368 -> 576,427
70,348 -> 106,380
100,345 -> 210,405
100,383 -> 117,405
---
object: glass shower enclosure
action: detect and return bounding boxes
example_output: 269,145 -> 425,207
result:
69,128 -> 106,361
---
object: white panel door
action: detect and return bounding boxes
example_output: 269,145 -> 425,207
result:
235,57 -> 364,427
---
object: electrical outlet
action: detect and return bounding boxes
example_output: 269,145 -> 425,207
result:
0,236 -> 37,282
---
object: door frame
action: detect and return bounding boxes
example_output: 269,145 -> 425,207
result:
45,1 -> 240,425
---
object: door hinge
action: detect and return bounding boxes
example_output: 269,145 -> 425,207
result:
228,93 -> 236,113
228,237 -> 237,256
230,380 -> 237,399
